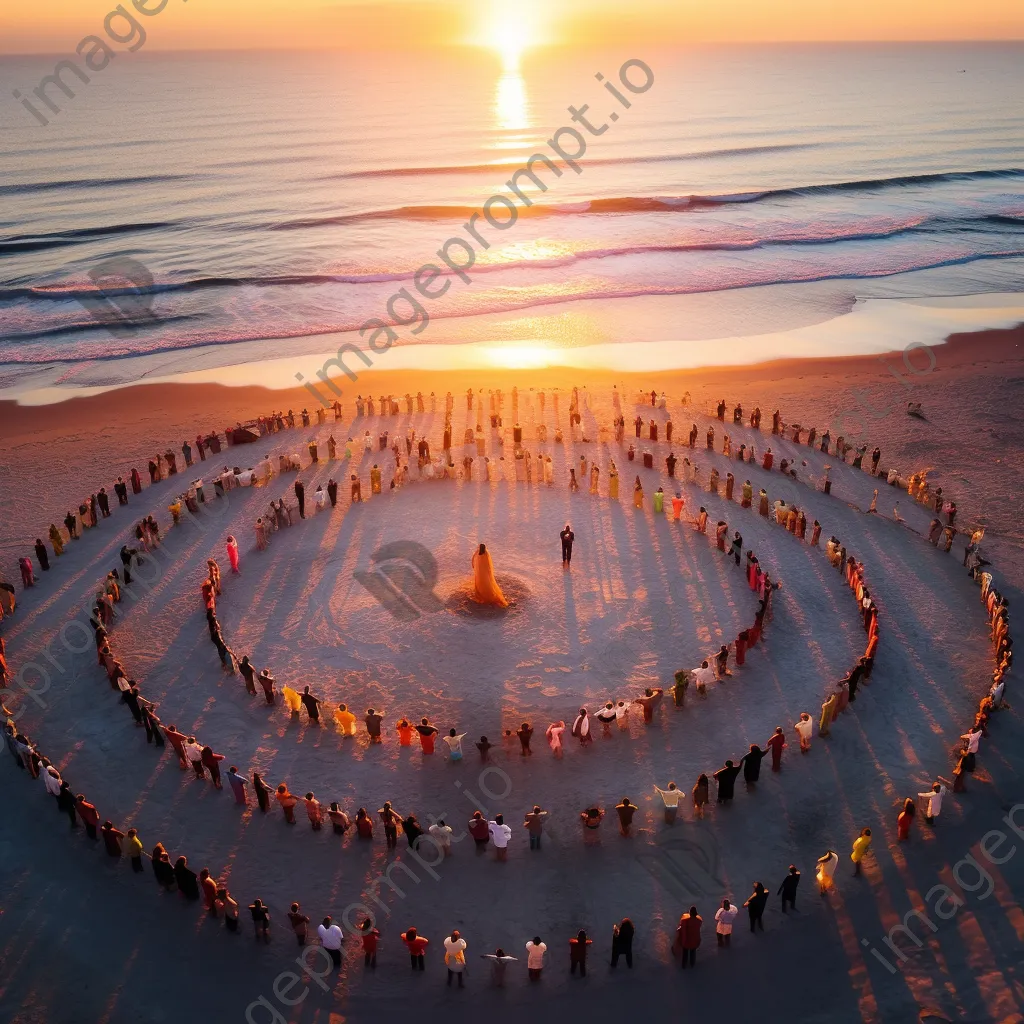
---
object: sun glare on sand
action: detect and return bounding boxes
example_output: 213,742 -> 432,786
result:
486,343 -> 553,369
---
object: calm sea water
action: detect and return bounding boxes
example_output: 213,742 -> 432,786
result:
0,44 -> 1022,395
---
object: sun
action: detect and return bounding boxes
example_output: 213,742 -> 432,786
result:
479,0 -> 541,71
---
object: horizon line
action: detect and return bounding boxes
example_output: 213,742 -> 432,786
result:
1,38 -> 1023,58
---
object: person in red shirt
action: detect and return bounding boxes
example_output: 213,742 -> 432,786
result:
77,795 -> 100,840
355,807 -> 374,838
635,687 -> 664,723
569,930 -> 593,976
468,810 -> 490,849
401,927 -> 428,970
673,907 -> 702,968
765,727 -> 787,771
360,918 -> 380,968
201,746 -> 226,788
100,820 -> 124,857
162,724 -> 189,769
416,718 -> 439,753
396,719 -> 415,746
200,868 -> 218,912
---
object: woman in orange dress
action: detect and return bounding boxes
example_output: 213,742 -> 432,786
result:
471,544 -> 508,607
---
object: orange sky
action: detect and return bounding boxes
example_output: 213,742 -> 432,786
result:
1,0 -> 1021,54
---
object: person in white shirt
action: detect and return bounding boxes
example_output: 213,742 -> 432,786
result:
918,781 -> 949,825
960,726 -> 982,772
715,899 -> 739,947
794,712 -> 814,752
653,782 -> 683,824
443,729 -> 467,761
313,485 -> 326,512
428,819 -> 454,857
480,948 -> 517,986
525,937 -> 547,980
42,764 -> 62,800
317,916 -> 344,968
185,738 -> 205,779
693,661 -> 716,697
488,814 -> 512,861
443,930 -> 467,987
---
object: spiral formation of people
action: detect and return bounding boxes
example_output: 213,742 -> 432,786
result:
0,353 -> 1020,1024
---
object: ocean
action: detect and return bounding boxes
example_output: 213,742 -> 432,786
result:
1,43 -> 1023,399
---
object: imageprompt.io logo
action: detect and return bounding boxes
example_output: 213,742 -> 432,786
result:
355,541 -> 445,622
75,256 -> 159,339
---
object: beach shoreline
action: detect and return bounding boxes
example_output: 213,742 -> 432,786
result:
1,324 -> 1020,435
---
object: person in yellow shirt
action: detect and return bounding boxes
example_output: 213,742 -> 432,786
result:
126,828 -> 145,873
334,703 -> 357,736
850,828 -> 872,876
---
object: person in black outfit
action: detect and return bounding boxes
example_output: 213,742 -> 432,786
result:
778,865 -> 801,912
560,523 -> 575,567
34,539 -> 49,572
120,545 -> 137,586
97,489 -> 110,517
744,882 -> 768,932
300,686 -> 322,723
666,452 -> 677,477
114,477 -> 129,505
64,510 -> 78,539
294,480 -> 305,518
846,657 -> 866,702
741,744 -> 767,786
610,918 -> 634,968
327,478 -> 338,507
714,760 -> 742,802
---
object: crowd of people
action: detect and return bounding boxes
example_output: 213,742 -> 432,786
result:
0,382 -> 1012,988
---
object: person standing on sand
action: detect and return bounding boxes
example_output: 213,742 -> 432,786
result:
488,814 -> 512,860
794,712 -> 813,752
226,535 -> 239,573
545,720 -> 565,757
296,686 -> 320,723
252,771 -> 272,813
569,930 -> 592,976
516,721 -> 533,755
571,707 -> 593,746
816,851 -> 839,894
560,523 -> 574,567
897,798 -> 916,841
378,801 -> 403,848
635,686 -> 664,723
715,900 -> 738,946
653,782 -> 683,824
319,918 -> 345,969
443,728 -> 467,761
227,766 -> 247,805
765,727 -> 787,771
674,908 -> 702,968
918,781 -> 950,825
524,806 -> 548,850
744,883 -> 768,932
288,905 -> 310,947
714,760 -> 742,803
416,717 -> 439,752
258,669 -> 276,704
364,708 -> 384,743
249,900 -> 271,943
468,810 -> 490,850
778,866 -> 801,912
276,783 -> 299,823
851,828 -> 872,875
615,798 -> 637,836
444,930 -> 468,987
692,773 -> 710,818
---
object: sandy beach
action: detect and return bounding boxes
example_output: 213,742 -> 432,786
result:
0,324 -> 1021,1024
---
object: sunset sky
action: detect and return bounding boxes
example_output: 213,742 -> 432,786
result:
1,0 -> 1021,54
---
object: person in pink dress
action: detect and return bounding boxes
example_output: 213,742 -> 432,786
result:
545,721 -> 565,758
226,535 -> 240,573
